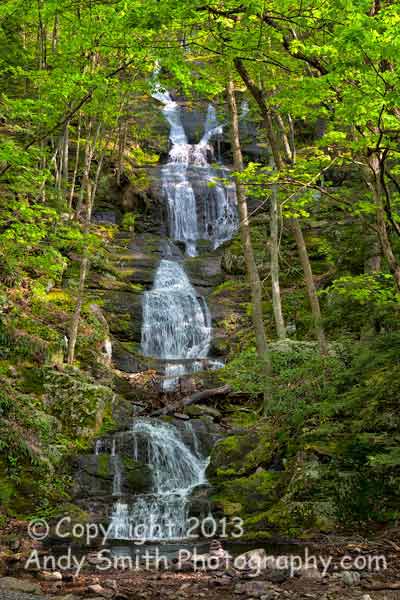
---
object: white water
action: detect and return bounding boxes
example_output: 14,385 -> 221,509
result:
105,88 -> 238,542
141,259 -> 211,361
109,419 -> 207,540
154,91 -> 238,256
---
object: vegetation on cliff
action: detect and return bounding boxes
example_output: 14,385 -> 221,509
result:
0,0 -> 399,537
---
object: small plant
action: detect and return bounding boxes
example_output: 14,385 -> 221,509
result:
121,212 -> 136,232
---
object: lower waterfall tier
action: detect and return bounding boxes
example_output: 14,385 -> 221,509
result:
106,419 -> 210,541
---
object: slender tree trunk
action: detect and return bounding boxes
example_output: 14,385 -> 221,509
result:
274,112 -> 293,163
234,58 -> 328,353
67,117 -> 106,363
227,78 -> 271,374
51,13 -> 59,53
69,116 -> 81,210
287,114 -> 296,163
270,184 -> 286,339
366,153 -> 400,291
67,256 -> 89,365
291,219 -> 328,353
76,119 -> 101,218
62,120 -> 69,193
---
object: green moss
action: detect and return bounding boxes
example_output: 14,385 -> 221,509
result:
208,424 -> 276,480
97,455 -> 111,478
121,456 -> 152,492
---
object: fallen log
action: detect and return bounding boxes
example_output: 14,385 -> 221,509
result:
150,384 -> 232,417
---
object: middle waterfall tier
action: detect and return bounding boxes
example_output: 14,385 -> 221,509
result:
141,259 -> 211,361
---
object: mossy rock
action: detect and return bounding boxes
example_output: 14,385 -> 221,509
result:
43,366 -> 114,434
184,404 -> 222,419
207,424 -> 277,480
121,456 -> 152,494
212,469 -> 281,516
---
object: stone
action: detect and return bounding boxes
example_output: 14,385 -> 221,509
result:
185,404 -> 222,419
234,581 -> 277,598
268,568 -> 291,584
298,565 -> 322,580
0,576 -> 42,594
49,595 -> 80,600
104,579 -> 118,591
88,583 -> 114,598
235,548 -> 268,568
39,570 -> 63,581
341,570 -> 361,586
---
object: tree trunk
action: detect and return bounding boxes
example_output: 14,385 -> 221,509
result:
234,58 -> 328,353
62,120 -> 69,193
366,153 -> 400,291
291,218 -> 328,353
227,78 -> 272,377
270,184 -> 286,339
67,256 -> 89,365
69,115 -> 81,210
274,112 -> 293,163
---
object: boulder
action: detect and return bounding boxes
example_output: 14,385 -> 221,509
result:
39,570 -> 63,581
88,583 -> 114,598
0,576 -> 42,594
341,570 -> 361,586
233,580 -> 277,598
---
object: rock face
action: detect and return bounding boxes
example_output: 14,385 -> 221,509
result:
0,577 -> 42,595
207,420 -> 339,537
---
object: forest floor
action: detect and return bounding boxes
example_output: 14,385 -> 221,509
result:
2,521 -> 400,600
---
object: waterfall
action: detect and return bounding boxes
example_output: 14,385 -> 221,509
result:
108,419 -> 208,540
105,90 -> 239,543
153,90 -> 238,256
141,260 -> 211,360
200,104 -> 223,145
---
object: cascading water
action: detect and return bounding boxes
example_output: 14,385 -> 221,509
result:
141,92 -> 238,389
141,259 -> 211,360
108,419 -> 208,540
106,88 -> 238,543
141,259 -> 212,390
154,90 -> 238,256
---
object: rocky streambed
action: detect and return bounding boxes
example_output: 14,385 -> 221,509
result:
1,529 -> 400,600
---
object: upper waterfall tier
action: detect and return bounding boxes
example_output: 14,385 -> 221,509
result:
141,259 -> 211,360
154,91 -> 238,256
